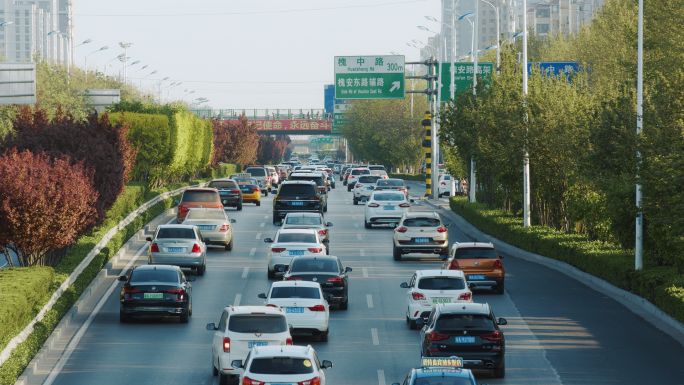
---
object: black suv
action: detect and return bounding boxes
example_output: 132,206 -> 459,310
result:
417,303 -> 507,378
206,179 -> 242,210
272,181 -> 323,224
282,255 -> 352,310
288,172 -> 329,212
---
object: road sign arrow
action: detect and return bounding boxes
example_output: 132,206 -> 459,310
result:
390,81 -> 400,92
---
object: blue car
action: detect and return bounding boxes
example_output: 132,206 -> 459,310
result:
392,357 -> 487,385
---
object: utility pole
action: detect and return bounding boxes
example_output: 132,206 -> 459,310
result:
470,0 -> 479,203
523,0 -> 531,228
635,0 -> 644,270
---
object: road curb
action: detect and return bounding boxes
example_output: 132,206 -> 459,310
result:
417,194 -> 684,348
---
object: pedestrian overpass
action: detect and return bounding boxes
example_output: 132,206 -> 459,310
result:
190,109 -> 336,135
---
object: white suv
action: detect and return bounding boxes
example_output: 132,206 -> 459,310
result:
352,175 -> 384,204
231,345 -> 332,385
207,306 -> 293,385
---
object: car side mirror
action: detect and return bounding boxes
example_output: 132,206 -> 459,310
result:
288,324 -> 294,332
206,323 -> 218,331
187,276 -> 196,282
392,383 -> 401,385
499,255 -> 504,259
118,276 -> 127,282
498,318 -> 508,325
407,186 -> 411,190
277,266 -> 286,272
174,199 -> 180,204
345,267 -> 352,273
258,293 -> 266,299
469,283 -> 477,289
276,222 -> 282,226
410,199 -> 415,203
324,293 -> 333,302
400,282 -> 409,288
361,199 -> 367,203
231,219 -> 236,223
145,237 -> 152,242
415,318 -> 424,326
327,222 -> 333,227
322,239 -> 330,244
439,254 -> 447,260
445,223 -> 452,227
203,238 -> 210,243
321,360 -> 333,369
264,238 -> 274,243
231,360 -> 243,369
177,218 -> 185,223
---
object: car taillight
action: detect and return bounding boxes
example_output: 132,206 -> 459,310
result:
150,243 -> 160,253
167,288 -> 185,300
298,378 -> 321,385
251,187 -> 259,192
397,188 -> 406,192
179,205 -> 189,214
219,224 -> 230,232
288,277 -> 302,280
441,182 -> 446,186
309,196 -> 320,201
494,259 -> 503,268
286,338 -> 293,345
242,376 -> 263,385
223,337 -> 230,352
449,259 -> 460,269
396,227 -> 408,233
328,277 -> 343,284
368,203 -> 379,207
308,248 -> 323,253
356,184 -> 362,188
318,230 -> 327,236
271,247 -> 286,252
308,305 -> 326,311
123,287 -> 141,294
436,227 -> 448,233
230,189 -> 240,194
266,304 -> 278,308
383,175 -> 388,179
458,292 -> 472,301
191,243 -> 201,253
399,203 -> 411,208
427,331 -> 450,341
481,331 -> 502,342
412,292 -> 426,300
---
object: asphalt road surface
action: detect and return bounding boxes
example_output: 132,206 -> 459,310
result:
46,182 -> 684,385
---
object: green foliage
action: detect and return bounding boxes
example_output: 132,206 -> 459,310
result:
209,163 -> 241,179
388,173 -> 426,182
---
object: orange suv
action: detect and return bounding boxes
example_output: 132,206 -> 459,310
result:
175,188 -> 223,223
441,242 -> 505,294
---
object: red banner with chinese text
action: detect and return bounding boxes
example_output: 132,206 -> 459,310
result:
223,119 -> 332,132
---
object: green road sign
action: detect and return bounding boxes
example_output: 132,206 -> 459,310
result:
334,56 -> 405,100
439,62 -> 494,102
332,103 -> 350,133
309,137 -> 335,146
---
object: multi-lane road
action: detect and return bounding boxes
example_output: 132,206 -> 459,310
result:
43,182 -> 684,385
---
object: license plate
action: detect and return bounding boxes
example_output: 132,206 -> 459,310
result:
144,293 -> 163,299
289,250 -> 304,256
383,206 -> 395,210
469,275 -> 485,280
415,238 -> 430,243
291,201 -> 304,206
248,342 -> 269,348
242,189 -> 251,193
454,336 -> 476,343
286,307 -> 304,313
432,298 -> 451,304
198,225 -> 213,230
219,191 -> 228,196
168,247 -> 184,252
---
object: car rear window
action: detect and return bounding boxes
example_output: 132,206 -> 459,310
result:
130,269 -> 178,284
351,169 -> 371,175
248,358 -> 315,375
290,176 -> 324,187
228,315 -> 287,333
359,176 -> 382,183
442,175 -> 451,180
208,181 -> 238,189
413,378 -> 472,385
371,193 -> 405,201
182,190 -> 219,203
369,165 -> 385,170
290,259 -> 338,273
271,286 -> 321,299
435,314 -> 495,331
403,218 -> 440,227
285,216 -> 322,226
186,210 -> 226,220
278,184 -> 316,196
245,167 -> 266,177
454,248 -> 499,259
417,277 -> 466,290
377,180 -> 404,187
157,228 -> 196,239
277,233 -> 317,243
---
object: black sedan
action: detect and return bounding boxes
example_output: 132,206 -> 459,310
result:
207,179 -> 243,210
282,255 -> 352,310
119,265 -> 195,323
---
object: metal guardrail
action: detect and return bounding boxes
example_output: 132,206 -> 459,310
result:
191,109 -> 330,120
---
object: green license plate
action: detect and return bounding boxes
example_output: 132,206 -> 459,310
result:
432,298 -> 451,304
144,293 -> 163,299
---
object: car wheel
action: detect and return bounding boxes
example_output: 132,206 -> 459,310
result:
218,369 -> 229,385
496,282 -> 505,294
409,318 -> 419,330
267,269 -> 276,279
438,193 -> 442,198
364,221 -> 372,229
273,214 -> 279,224
339,300 -> 348,310
197,262 -> 205,276
225,238 -> 233,251
393,246 -> 402,261
347,186 -> 352,192
353,198 -> 358,205
189,299 -> 193,316
256,200 -> 261,206
237,203 -> 242,211
212,357 -> 218,377
180,308 -> 189,323
332,185 -> 335,189
119,310 -> 129,323
323,205 -> 328,212
493,359 -> 505,378
320,329 -> 329,342
264,190 -> 268,197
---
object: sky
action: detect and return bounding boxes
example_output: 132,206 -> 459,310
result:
77,0 -> 441,110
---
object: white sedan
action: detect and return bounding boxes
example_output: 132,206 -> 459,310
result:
400,269 -> 473,329
232,345 -> 332,385
258,281 -> 330,341
352,175 -> 384,204
264,229 -> 329,279
364,191 -> 413,228
438,174 -> 461,197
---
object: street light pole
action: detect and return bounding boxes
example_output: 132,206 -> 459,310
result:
480,0 -> 500,70
85,46 -> 109,82
635,0 -> 644,270
470,1 -> 478,204
523,0 -> 531,228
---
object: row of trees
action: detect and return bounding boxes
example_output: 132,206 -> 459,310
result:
439,0 -> 684,270
211,117 -> 291,167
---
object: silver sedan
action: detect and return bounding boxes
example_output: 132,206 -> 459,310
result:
183,208 -> 236,251
280,212 -> 332,245
147,224 -> 209,275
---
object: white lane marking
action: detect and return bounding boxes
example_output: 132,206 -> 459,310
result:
367,294 -> 374,308
346,202 -> 350,205
352,216 -> 357,219
268,210 -> 273,214
363,268 -> 368,277
371,328 -> 379,345
256,233 -> 261,240
234,294 -> 242,306
354,223 -> 359,228
260,223 -> 265,228
249,247 -> 256,256
165,217 -> 176,224
241,267 -> 249,279
264,215 -> 268,219
377,369 -> 386,385
357,234 -> 362,240
360,249 -> 365,257
44,243 -> 149,385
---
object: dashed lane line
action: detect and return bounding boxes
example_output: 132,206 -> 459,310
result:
367,294 -> 374,308
249,248 -> 256,256
360,249 -> 365,257
256,233 -> 261,240
371,328 -> 379,345
357,234 -> 362,241
241,267 -> 249,279
377,369 -> 386,385
234,294 -> 242,306
363,268 -> 368,278
260,223 -> 265,228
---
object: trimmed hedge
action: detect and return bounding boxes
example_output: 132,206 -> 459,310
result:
389,173 -> 427,182
449,196 -> 684,325
209,163 -> 241,179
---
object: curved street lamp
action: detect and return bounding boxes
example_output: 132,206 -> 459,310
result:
85,46 -> 109,81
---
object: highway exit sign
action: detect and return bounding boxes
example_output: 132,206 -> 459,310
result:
334,55 -> 405,100
439,62 -> 494,102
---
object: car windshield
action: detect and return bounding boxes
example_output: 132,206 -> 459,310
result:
369,166 -> 385,170
129,269 -> 178,284
248,358 -> 315,375
285,216 -> 322,226
208,181 -> 238,189
377,180 -> 404,187
403,218 -> 441,227
182,190 -> 219,203
454,248 -> 499,259
156,228 -> 196,239
290,259 -> 339,273
245,168 -> 266,176
228,315 -> 288,333
359,176 -> 382,183
435,314 -> 495,331
417,277 -> 466,290
277,233 -> 318,243
271,286 -> 321,299
371,193 -> 405,202
411,378 -> 472,385
186,210 -> 226,220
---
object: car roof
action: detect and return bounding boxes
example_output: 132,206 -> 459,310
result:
415,368 -> 472,379
452,242 -> 494,248
271,280 -> 321,288
284,212 -> 322,218
439,302 -> 491,315
227,305 -> 285,315
187,208 -> 226,212
416,269 -> 465,278
252,345 -> 312,357
278,228 -> 317,234
290,173 -> 324,177
183,187 -> 218,192
384,178 -> 405,183
157,224 -> 198,229
281,180 -> 316,185
403,212 -> 440,219
291,255 -> 339,262
209,178 -> 236,182
134,264 -> 178,271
